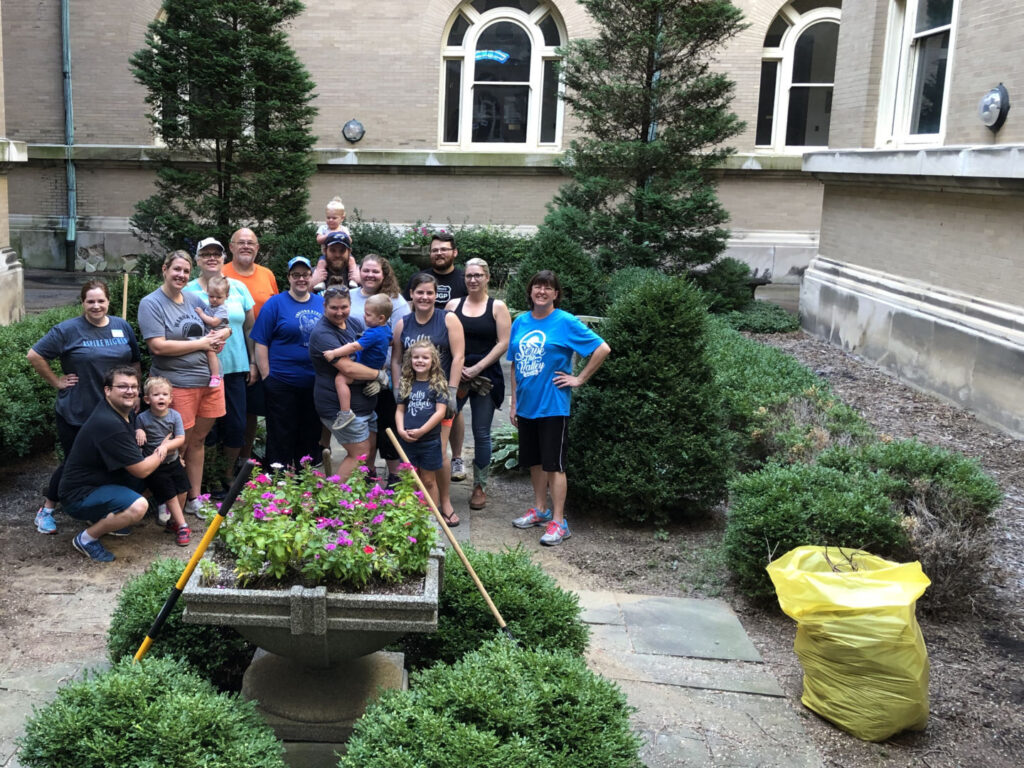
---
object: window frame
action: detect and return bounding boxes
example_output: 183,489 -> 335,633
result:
439,1 -> 565,151
877,0 -> 959,147
755,3 -> 841,154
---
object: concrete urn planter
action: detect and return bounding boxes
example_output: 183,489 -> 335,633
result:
397,244 -> 432,269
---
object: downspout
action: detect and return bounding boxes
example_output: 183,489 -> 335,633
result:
61,0 -> 77,271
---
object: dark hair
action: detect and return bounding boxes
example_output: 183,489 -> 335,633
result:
323,284 -> 351,305
103,365 -> 139,389
360,254 -> 401,298
430,232 -> 457,250
409,272 -> 438,294
526,270 -> 562,309
80,279 -> 110,302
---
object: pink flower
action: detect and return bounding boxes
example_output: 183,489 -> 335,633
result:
261,492 -> 274,499
365,502 -> 379,511
407,536 -> 417,543
325,542 -> 337,551
364,545 -> 375,554
253,509 -> 266,520
357,454 -> 368,462
255,473 -> 270,484
398,462 -> 414,471
371,514 -> 385,524
327,474 -> 341,483
300,455 -> 313,464
358,465 -> 370,474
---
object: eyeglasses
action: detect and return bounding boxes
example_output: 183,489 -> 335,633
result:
198,253 -> 223,260
111,384 -> 139,392
465,274 -> 486,281
232,240 -> 257,247
324,285 -> 351,299
429,247 -> 453,255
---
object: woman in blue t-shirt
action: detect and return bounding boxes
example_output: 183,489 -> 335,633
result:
27,279 -> 141,535
508,270 -> 610,547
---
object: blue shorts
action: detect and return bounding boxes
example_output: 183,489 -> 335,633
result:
400,436 -> 443,472
63,485 -> 145,523
321,410 -> 377,447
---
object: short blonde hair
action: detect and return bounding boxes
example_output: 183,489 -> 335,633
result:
144,375 -> 173,395
365,293 -> 393,320
326,195 -> 345,214
207,274 -> 230,296
465,257 -> 490,279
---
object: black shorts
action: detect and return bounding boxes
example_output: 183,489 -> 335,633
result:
145,460 -> 190,505
517,416 -> 569,473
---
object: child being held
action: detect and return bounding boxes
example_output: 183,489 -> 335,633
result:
315,196 -> 358,286
395,340 -> 450,517
134,376 -> 191,546
324,293 -> 392,429
194,274 -> 230,388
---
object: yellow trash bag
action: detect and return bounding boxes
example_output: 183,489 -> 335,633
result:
766,545 -> 930,742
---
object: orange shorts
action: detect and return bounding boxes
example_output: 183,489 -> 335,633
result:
171,384 -> 226,430
442,417 -> 454,428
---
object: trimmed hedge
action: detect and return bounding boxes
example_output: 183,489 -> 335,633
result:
107,558 -> 254,691
689,256 -> 752,313
722,300 -> 800,334
341,637 -> 643,768
17,657 -> 285,768
399,545 -> 588,670
503,226 -> 607,315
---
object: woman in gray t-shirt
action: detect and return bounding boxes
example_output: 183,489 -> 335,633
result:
138,250 -> 230,516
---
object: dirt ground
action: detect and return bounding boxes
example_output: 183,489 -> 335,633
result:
1,330 -> 1022,767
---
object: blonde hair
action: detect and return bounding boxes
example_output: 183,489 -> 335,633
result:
325,196 -> 345,214
207,274 -> 230,296
163,250 -> 192,269
144,375 -> 173,395
465,257 -> 490,279
398,340 -> 448,401
365,293 -> 393,320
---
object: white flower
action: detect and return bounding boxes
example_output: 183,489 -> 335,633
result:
270,462 -> 285,470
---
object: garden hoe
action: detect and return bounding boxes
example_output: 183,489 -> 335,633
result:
133,459 -> 256,662
385,428 -> 515,641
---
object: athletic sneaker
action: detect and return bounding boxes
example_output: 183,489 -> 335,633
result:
332,409 -> 356,431
512,507 -> 552,529
72,532 -> 115,562
184,497 -> 206,520
35,507 -> 57,535
175,525 -> 191,547
540,519 -> 571,546
108,526 -> 133,537
156,504 -> 171,525
451,457 -> 467,481
209,376 -> 222,388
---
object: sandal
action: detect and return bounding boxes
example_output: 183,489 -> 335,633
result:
441,509 -> 460,528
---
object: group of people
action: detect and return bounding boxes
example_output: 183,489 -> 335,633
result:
29,219 -> 610,561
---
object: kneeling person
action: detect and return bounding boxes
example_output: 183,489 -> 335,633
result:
135,376 -> 191,546
59,366 -> 173,562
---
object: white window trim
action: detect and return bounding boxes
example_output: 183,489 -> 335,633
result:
755,5 -> 841,154
439,2 -> 565,152
876,0 -> 959,147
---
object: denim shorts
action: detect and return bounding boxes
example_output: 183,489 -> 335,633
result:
322,410 -> 378,446
63,485 -> 145,523
400,436 -> 443,472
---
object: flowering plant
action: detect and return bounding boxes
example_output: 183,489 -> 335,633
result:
398,220 -> 447,248
205,457 -> 438,589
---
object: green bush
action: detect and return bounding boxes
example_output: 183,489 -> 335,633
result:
607,266 -> 671,305
349,211 -> 401,262
107,558 -> 254,691
689,257 -> 752,313
260,221 -> 320,286
450,224 -> 532,289
389,256 -> 419,293
722,300 -> 800,333
489,424 -> 523,474
503,225 -> 607,315
818,439 -> 1001,610
724,463 -> 909,600
341,637 -> 643,768
17,657 -> 285,768
400,545 -> 588,670
569,275 -> 732,524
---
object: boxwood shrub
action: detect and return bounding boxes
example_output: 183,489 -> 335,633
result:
17,657 -> 285,768
341,637 -> 643,768
722,300 -> 800,334
503,225 -> 607,316
688,256 -> 752,314
569,274 -> 732,523
399,545 -> 588,670
106,558 -> 254,691
724,462 -> 909,600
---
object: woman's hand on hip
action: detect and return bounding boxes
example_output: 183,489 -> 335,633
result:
57,373 -> 78,390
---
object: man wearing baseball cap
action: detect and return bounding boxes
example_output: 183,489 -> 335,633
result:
312,230 -> 358,291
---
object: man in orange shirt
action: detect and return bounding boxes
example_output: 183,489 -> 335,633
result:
223,227 -> 279,461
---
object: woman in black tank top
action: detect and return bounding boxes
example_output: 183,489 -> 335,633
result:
446,258 -> 511,510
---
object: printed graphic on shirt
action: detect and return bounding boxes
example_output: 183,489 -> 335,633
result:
406,388 -> 434,420
514,329 -> 546,378
435,282 -> 453,304
172,314 -> 206,341
297,310 -> 321,346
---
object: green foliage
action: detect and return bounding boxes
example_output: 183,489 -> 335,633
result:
689,257 -> 752,313
489,424 -> 523,474
818,439 -> 1001,610
724,463 -> 909,600
389,258 -> 419,293
607,266 -> 671,304
348,210 -> 401,262
503,225 -> 607,315
341,637 -> 643,768
550,0 -> 745,272
722,301 -> 800,333
259,221 -> 319,287
400,545 -> 588,670
0,304 -> 80,460
569,275 -> 731,524
17,656 -> 285,768
449,224 -> 533,289
106,558 -> 254,691
130,0 -> 317,250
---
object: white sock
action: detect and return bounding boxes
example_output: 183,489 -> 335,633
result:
40,506 -> 55,514
79,530 -> 97,544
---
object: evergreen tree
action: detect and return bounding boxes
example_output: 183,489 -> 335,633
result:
550,0 -> 744,272
130,0 -> 317,250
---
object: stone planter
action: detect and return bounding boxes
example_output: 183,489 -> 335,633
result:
182,546 -> 444,766
397,244 -> 431,269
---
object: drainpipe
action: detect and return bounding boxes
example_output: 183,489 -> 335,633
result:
61,0 -> 77,271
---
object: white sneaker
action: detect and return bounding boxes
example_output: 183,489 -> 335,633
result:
184,497 -> 206,520
156,504 -> 171,525
451,457 -> 466,481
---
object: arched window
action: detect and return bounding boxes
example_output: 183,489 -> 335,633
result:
755,1 -> 841,152
441,1 -> 565,150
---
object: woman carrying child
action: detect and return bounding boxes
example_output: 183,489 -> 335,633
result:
395,340 -> 450,510
323,292 -> 391,430
134,376 -> 190,546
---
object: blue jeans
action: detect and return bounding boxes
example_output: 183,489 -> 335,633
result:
460,391 -> 497,473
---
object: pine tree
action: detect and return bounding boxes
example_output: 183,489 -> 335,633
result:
550,0 -> 745,272
130,0 -> 317,251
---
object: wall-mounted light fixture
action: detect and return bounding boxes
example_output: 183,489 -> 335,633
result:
342,119 -> 365,143
978,84 -> 1010,132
